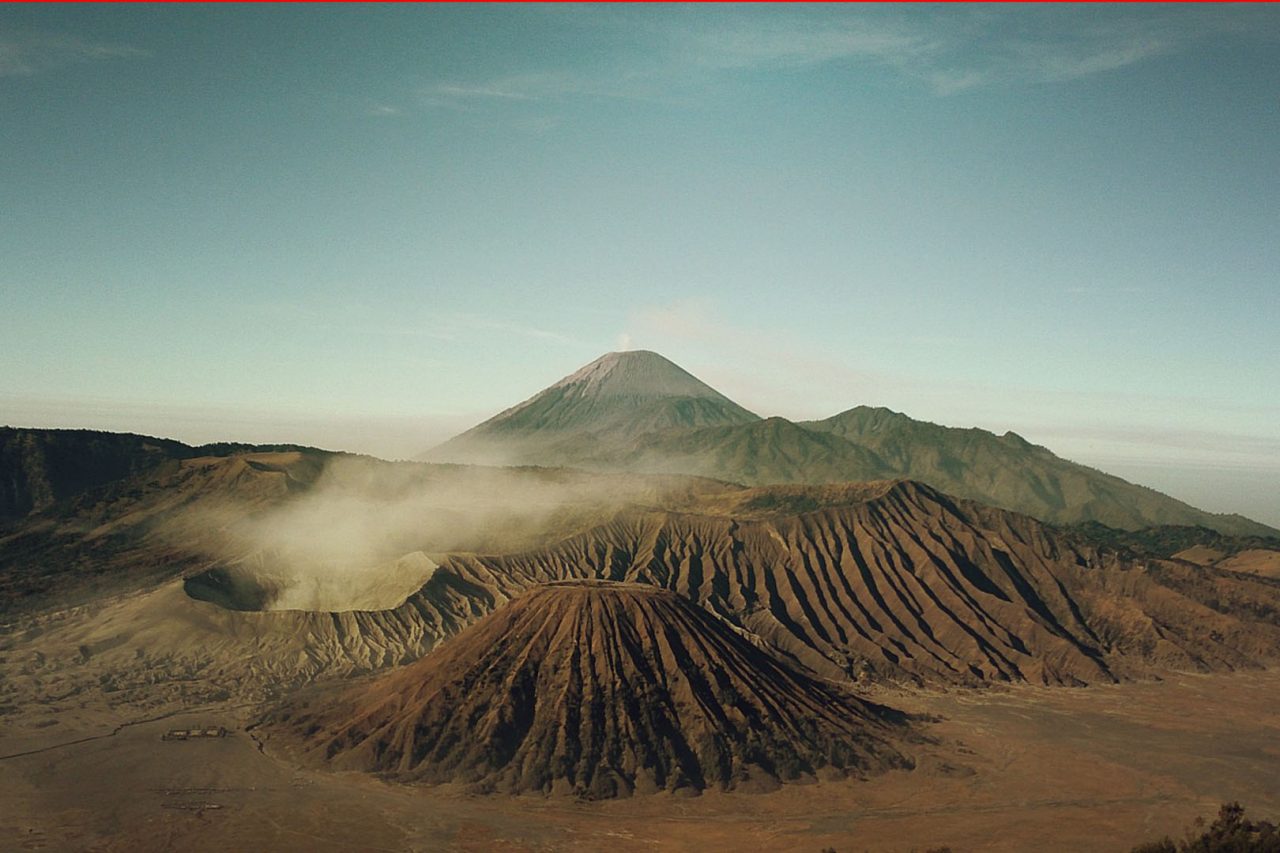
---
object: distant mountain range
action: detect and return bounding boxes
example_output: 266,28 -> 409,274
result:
426,350 -> 1275,537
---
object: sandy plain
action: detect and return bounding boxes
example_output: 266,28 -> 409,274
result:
3,667 -> 1278,853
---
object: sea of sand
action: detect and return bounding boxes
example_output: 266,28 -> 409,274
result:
3,667 -> 1278,852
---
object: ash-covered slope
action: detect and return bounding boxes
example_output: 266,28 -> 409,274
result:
269,581 -> 910,797
10,470 -> 1280,735
432,481 -> 1280,687
425,350 -> 760,465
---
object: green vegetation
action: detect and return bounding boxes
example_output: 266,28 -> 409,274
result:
1066,521 -> 1280,561
1131,803 -> 1280,853
739,491 -> 822,516
804,407 -> 1277,537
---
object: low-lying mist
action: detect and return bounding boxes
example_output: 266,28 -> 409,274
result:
179,454 -> 720,612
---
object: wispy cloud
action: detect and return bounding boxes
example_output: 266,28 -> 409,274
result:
432,82 -> 539,102
421,20 -> 927,110
1022,37 -> 1168,84
445,313 -> 581,346
677,21 -> 935,71
925,68 -> 989,96
0,30 -> 147,77
674,9 -> 1191,95
899,6 -> 1277,93
917,23 -> 1178,94
1064,285 -> 1150,296
1037,423 -> 1280,468
415,7 -> 1277,108
423,68 -> 668,110
250,299 -> 580,347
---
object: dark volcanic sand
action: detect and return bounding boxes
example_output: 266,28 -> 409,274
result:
3,670 -> 1279,852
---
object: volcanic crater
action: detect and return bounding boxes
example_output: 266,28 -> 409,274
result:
267,580 -> 913,798
183,551 -> 438,613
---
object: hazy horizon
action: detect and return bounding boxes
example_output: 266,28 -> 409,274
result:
3,5 -> 1277,526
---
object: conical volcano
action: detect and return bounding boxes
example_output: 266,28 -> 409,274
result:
545,349 -> 741,404
420,350 -> 1276,536
425,351 -> 760,465
269,581 -> 910,797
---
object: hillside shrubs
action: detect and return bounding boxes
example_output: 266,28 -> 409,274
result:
1132,803 -> 1279,853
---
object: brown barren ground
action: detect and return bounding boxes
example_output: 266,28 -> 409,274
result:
267,582 -> 909,797
1218,549 -> 1280,579
3,669 -> 1278,852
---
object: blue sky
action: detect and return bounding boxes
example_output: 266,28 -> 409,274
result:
2,5 -> 1278,525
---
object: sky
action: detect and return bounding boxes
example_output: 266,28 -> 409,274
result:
2,5 -> 1278,526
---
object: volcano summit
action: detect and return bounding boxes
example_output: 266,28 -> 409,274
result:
428,350 -> 759,466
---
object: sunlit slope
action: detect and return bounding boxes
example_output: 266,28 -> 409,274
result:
427,481 -> 1280,687
268,580 -> 911,798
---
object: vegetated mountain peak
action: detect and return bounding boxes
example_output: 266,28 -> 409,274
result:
801,407 -> 1276,536
828,405 -> 912,432
818,405 -> 1040,448
269,579 -> 910,797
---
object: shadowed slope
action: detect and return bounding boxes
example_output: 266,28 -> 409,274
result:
0,427 -> 190,520
0,426 -> 331,523
270,581 -> 911,797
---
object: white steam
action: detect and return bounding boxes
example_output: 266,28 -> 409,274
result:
183,454 -> 697,612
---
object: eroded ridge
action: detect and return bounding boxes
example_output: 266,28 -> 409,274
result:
268,581 -> 911,798
431,482 -> 1280,686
